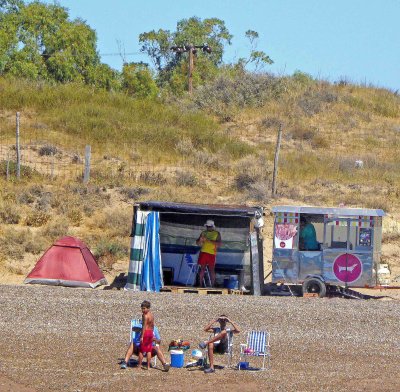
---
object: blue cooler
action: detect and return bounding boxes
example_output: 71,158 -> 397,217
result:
223,275 -> 239,289
170,349 -> 184,368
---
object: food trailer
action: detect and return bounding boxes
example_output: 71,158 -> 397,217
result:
271,206 -> 385,296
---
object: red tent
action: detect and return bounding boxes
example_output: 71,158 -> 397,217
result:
25,236 -> 107,288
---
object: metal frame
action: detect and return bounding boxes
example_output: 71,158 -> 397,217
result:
239,330 -> 271,371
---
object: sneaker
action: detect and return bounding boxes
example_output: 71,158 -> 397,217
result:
120,360 -> 127,369
204,367 -> 215,374
199,341 -> 207,349
163,363 -> 171,372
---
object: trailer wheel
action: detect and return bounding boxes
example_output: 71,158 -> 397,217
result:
302,278 -> 326,298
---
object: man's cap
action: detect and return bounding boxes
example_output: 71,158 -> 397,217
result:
204,219 -> 215,227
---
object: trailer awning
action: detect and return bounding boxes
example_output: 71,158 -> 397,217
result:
138,201 -> 263,217
272,205 -> 385,217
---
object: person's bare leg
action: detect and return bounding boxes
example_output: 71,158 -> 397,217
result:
124,343 -> 134,363
154,347 -> 166,365
146,352 -> 151,370
199,265 -> 206,287
206,330 -> 227,345
137,352 -> 143,370
207,342 -> 214,369
209,264 -> 216,286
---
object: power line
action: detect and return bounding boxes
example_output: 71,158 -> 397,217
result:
100,52 -> 142,56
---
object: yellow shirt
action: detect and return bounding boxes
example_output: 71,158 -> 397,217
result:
200,230 -> 220,255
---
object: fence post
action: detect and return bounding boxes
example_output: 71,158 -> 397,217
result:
83,145 -> 91,184
16,112 -> 21,179
6,151 -> 10,180
51,152 -> 55,180
271,123 -> 282,198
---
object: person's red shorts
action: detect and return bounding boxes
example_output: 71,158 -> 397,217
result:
139,330 -> 154,354
198,252 -> 216,268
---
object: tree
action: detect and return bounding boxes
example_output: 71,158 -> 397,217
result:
235,30 -> 273,72
0,0 -> 117,87
139,17 -> 232,93
121,62 -> 158,98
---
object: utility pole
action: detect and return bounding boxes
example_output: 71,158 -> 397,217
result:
170,44 -> 212,95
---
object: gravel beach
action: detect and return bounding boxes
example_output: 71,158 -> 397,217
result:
0,284 -> 399,392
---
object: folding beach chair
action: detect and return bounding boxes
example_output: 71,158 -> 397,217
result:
130,318 -> 158,367
185,253 -> 211,287
239,330 -> 271,370
202,327 -> 235,368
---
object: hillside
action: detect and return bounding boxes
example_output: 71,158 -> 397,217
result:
0,75 -> 400,284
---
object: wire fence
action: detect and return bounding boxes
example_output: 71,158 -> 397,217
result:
1,111 -> 399,189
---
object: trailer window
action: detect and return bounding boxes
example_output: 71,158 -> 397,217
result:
299,214 -> 323,251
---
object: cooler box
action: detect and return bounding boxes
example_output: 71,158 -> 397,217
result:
170,349 -> 184,368
223,275 -> 239,289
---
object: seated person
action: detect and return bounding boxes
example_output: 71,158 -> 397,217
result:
120,320 -> 170,371
299,216 -> 320,251
199,315 -> 240,374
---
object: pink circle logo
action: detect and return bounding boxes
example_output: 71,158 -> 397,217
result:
333,254 -> 362,283
280,241 -> 286,248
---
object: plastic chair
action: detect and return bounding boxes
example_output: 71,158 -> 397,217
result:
185,254 -> 211,287
239,330 -> 271,370
202,327 -> 235,368
130,319 -> 158,367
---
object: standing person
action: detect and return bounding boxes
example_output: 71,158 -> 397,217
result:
138,300 -> 155,370
120,319 -> 170,371
199,315 -> 240,373
196,220 -> 221,287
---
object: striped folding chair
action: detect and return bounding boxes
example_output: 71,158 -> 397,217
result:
239,330 -> 271,370
130,318 -> 158,367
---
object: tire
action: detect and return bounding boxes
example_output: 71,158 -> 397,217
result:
302,277 -> 326,298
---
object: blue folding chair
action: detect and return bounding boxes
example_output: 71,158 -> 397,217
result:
239,330 -> 271,370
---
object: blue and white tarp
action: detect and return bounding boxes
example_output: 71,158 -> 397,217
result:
125,211 -> 163,292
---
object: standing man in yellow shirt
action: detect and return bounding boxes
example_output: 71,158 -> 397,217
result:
196,220 -> 221,287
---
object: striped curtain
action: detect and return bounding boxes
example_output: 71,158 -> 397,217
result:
125,210 -> 150,291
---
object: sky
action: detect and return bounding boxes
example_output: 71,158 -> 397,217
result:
38,0 -> 400,91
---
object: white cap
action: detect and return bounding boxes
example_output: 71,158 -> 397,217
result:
204,219 -> 215,227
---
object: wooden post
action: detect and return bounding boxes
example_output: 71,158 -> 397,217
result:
188,47 -> 194,95
271,124 -> 282,198
51,152 -> 55,180
6,152 -> 10,180
16,112 -> 21,179
83,145 -> 91,184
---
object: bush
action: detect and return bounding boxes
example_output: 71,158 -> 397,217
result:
25,210 -> 51,227
119,187 -> 149,200
175,171 -> 198,187
40,219 -> 69,240
235,173 -> 256,191
0,203 -> 21,224
38,145 -> 58,156
94,241 -> 129,270
139,171 -> 167,185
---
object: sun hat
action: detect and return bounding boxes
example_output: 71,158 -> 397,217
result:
204,219 -> 215,227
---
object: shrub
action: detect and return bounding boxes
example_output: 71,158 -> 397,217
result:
119,187 -> 150,200
139,171 -> 167,185
175,171 -> 198,187
235,173 -> 256,191
25,210 -> 51,227
0,203 -> 21,224
67,208 -> 83,226
40,219 -> 69,240
39,145 -> 58,156
94,241 -> 129,270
